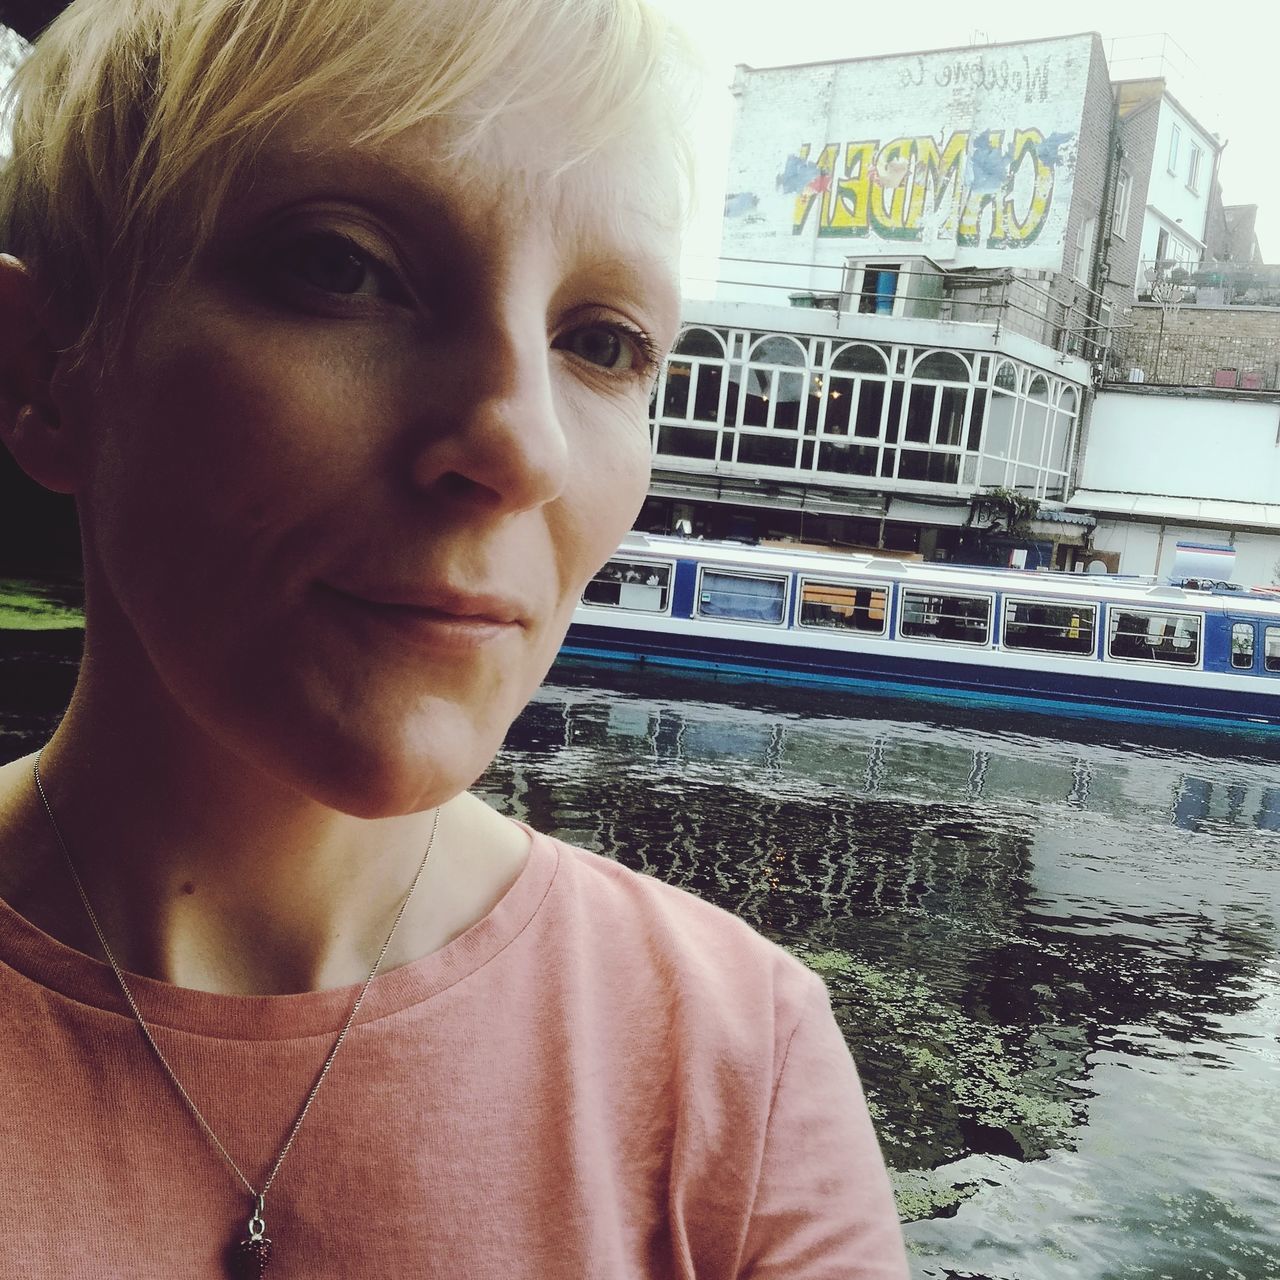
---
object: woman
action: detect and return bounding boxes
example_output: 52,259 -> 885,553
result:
0,0 -> 909,1275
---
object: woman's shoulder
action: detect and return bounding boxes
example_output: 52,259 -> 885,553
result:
532,830 -> 825,1041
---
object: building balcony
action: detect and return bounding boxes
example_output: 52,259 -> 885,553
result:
1106,296 -> 1280,390
649,300 -> 1089,517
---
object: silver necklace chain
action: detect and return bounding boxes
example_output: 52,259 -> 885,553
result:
31,749 -> 438,1265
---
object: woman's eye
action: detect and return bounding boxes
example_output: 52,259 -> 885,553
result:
559,322 -> 660,377
275,231 -> 396,300
562,325 -> 633,370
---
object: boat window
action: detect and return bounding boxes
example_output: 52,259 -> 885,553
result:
1003,599 -> 1097,657
899,590 -> 991,645
581,559 -> 672,612
697,570 -> 787,625
1107,609 -> 1200,666
1266,627 -> 1280,673
798,580 -> 888,634
1232,622 -> 1256,669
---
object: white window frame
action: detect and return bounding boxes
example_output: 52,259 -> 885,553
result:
1168,124 -> 1181,174
1073,216 -> 1096,282
896,587 -> 995,648
1105,606 -> 1205,671
1264,625 -> 1280,674
845,260 -> 908,318
1187,143 -> 1202,194
580,557 -> 676,615
1001,596 -> 1099,659
796,576 -> 890,638
694,566 -> 789,628
1111,172 -> 1131,241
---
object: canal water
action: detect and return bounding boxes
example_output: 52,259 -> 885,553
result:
3,578 -> 1278,1280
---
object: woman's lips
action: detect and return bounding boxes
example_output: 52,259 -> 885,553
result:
318,582 -> 526,649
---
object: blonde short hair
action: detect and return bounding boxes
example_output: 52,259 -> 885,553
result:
1,0 -> 694,356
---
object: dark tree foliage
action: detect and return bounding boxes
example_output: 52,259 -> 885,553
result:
0,2 -> 67,41
2,7 -> 81,572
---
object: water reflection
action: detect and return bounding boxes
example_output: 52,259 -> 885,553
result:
476,663 -> 1279,1277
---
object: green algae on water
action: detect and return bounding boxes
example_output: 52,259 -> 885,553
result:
791,943 -> 1085,1221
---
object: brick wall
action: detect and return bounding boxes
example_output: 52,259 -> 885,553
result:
1040,35 -> 1116,357
1113,94 -> 1160,300
1109,303 -> 1280,388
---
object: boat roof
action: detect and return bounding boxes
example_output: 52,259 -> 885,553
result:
617,535 -> 1280,618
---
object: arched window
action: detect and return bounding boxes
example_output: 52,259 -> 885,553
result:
913,351 -> 970,382
673,327 -> 727,359
819,344 -> 888,443
830,343 -> 888,375
1028,374 -> 1051,402
748,334 -> 807,366
993,362 -> 1019,393
740,334 -> 809,432
904,349 -> 971,456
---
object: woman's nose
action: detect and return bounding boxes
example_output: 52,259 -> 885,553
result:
406,314 -> 569,515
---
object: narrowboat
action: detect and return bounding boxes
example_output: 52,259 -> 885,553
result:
563,535 -> 1280,728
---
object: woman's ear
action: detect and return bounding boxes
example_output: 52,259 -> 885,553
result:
0,254 -> 83,495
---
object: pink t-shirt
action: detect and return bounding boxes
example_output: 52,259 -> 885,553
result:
0,829 -> 908,1278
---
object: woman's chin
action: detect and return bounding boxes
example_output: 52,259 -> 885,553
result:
254,703 -> 504,820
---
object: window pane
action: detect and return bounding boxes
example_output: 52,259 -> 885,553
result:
938,386 -> 968,446
1266,627 -> 1280,673
899,450 -> 959,483
858,266 -> 899,314
1004,600 -> 1096,656
967,388 -> 987,451
899,590 -> 991,644
1108,611 -> 1201,665
691,364 -> 724,423
854,380 -> 885,438
698,571 -> 786,624
914,351 -> 969,381
799,581 -> 888,634
772,372 -> 807,430
817,440 -> 878,475
1232,622 -> 1256,669
737,434 -> 800,468
656,425 -> 716,459
582,560 -> 672,611
831,344 -> 888,374
662,364 -> 692,417
751,335 -> 806,366
885,383 -> 904,443
741,376 -> 771,426
674,327 -> 726,358
905,384 -> 934,442
823,377 -> 855,434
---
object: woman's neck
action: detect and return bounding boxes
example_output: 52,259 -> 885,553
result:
0,679 -> 529,995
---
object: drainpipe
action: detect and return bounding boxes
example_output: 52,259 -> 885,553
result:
1088,93 -> 1124,364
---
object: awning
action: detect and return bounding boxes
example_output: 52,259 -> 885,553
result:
885,497 -> 971,527
1033,505 -> 1095,526
1068,489 -> 1280,530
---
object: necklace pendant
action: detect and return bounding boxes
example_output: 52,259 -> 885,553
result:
229,1200 -> 273,1278
231,1236 -> 272,1279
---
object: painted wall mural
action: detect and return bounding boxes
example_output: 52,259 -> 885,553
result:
723,37 -> 1095,273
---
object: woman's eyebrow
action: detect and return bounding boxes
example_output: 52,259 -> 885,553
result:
571,253 -> 681,329
232,145 -> 463,231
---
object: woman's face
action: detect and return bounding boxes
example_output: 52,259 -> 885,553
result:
64,114 -> 681,815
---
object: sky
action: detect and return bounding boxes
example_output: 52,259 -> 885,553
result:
650,0 -> 1279,295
